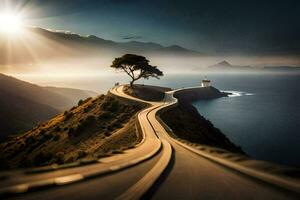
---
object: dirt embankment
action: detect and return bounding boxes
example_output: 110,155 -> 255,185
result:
159,86 -> 243,153
124,84 -> 171,101
159,98 -> 244,154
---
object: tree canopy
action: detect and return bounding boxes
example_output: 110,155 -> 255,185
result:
111,54 -> 163,87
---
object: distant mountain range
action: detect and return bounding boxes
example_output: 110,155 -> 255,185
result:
0,27 -> 202,65
206,60 -> 300,72
0,73 -> 97,140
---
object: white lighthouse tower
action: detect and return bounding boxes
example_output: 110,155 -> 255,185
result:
201,76 -> 211,87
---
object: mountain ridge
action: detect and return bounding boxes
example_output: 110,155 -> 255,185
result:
0,26 -> 203,66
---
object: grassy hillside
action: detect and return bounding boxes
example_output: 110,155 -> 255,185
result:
0,90 -> 59,141
0,94 -> 145,170
0,73 -> 97,139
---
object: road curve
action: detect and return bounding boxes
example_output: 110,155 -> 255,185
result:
111,85 -> 299,200
0,85 -> 172,199
1,85 -> 299,200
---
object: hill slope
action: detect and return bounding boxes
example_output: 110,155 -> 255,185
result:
0,73 -> 97,110
0,90 -> 59,141
0,94 -> 145,169
0,73 -> 97,140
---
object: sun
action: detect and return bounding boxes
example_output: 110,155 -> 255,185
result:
0,12 -> 24,34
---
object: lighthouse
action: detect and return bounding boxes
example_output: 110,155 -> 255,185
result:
201,77 -> 211,87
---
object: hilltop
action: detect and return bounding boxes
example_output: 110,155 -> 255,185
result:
211,60 -> 232,68
208,60 -> 253,71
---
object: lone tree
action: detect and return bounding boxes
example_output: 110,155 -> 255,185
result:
111,54 -> 163,87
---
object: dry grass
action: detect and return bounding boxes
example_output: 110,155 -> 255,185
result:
0,94 -> 145,170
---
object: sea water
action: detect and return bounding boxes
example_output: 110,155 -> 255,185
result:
190,73 -> 300,167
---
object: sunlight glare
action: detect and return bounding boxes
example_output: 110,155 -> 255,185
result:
0,12 -> 23,34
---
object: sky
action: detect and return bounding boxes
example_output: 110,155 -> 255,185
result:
2,0 -> 299,55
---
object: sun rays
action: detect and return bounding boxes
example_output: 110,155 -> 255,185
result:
0,12 -> 23,34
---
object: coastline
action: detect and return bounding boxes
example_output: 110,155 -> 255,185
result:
158,85 -> 300,182
160,86 -> 244,154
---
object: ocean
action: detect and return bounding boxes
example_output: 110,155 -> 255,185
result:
191,73 -> 300,167
19,72 -> 300,167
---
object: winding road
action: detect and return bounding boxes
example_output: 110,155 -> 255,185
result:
0,85 -> 298,200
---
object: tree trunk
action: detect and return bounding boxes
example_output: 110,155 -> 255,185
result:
130,79 -> 134,88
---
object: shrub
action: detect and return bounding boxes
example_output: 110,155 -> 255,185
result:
77,150 -> 87,158
25,137 -> 36,145
98,111 -> 112,120
118,113 -> 130,123
39,129 -> 45,134
99,125 -> 106,129
114,123 -> 123,129
65,156 -> 74,163
80,115 -> 96,128
78,99 -> 84,106
54,126 -> 61,132
106,125 -> 113,132
109,100 -> 120,112
85,115 -> 96,124
67,127 -> 75,137
53,134 -> 60,141
100,98 -> 120,112
75,115 -> 96,134
39,134 -> 53,142
64,112 -> 73,120
104,131 -> 111,137
83,107 -> 89,113
54,152 -> 64,164
100,100 -> 110,110
33,152 -> 53,166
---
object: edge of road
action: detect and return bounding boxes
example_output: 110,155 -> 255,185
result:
0,86 -> 165,198
156,87 -> 300,195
